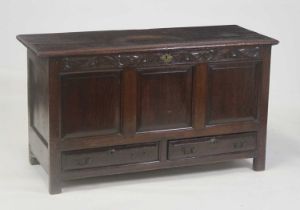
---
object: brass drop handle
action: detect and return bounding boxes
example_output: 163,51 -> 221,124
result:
181,146 -> 196,155
209,137 -> 217,144
233,141 -> 245,149
76,157 -> 91,166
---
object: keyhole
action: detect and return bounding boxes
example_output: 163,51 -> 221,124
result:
160,54 -> 173,63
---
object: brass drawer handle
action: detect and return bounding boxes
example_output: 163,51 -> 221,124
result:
233,141 -> 245,149
109,149 -> 116,154
209,137 -> 217,144
181,146 -> 196,155
76,157 -> 91,166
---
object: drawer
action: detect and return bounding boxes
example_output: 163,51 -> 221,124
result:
168,132 -> 256,160
62,143 -> 159,170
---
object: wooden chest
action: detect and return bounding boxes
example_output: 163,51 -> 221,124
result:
17,25 -> 278,194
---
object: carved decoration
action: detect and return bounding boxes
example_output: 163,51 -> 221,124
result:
61,46 -> 261,71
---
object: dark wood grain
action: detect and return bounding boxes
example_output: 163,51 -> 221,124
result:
48,57 -> 62,194
60,121 -> 259,151
192,63 -> 208,129
18,25 -> 278,194
121,68 -> 137,136
61,71 -> 121,138
17,25 -> 278,57
168,132 -> 256,160
207,61 -> 260,125
136,66 -> 193,131
57,46 -> 263,70
27,50 -> 49,172
62,142 -> 159,170
28,50 -> 49,145
253,46 -> 271,171
62,150 -> 256,180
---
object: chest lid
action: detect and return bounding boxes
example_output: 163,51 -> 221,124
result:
17,25 -> 278,57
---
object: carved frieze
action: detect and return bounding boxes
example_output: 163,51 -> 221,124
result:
61,46 -> 261,71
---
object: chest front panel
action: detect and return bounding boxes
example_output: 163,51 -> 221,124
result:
58,47 -> 262,141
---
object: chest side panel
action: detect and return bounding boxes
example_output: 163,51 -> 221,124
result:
28,50 -> 49,144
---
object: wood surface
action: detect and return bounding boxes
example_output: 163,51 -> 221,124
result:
18,25 -> 278,194
17,25 -> 278,57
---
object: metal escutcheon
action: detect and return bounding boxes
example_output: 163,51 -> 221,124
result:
160,53 -> 173,63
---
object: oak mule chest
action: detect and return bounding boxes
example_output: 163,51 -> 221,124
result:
17,25 -> 278,194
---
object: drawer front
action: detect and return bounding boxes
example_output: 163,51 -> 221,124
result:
168,133 -> 256,160
62,143 -> 159,170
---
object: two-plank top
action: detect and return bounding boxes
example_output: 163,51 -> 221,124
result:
17,25 -> 278,57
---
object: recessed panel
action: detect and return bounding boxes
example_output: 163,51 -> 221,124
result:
28,55 -> 49,144
207,61 -> 260,125
137,66 -> 193,132
61,72 -> 120,138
